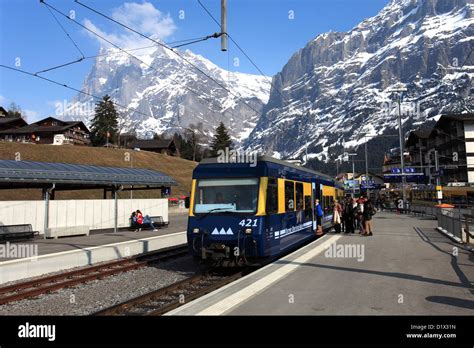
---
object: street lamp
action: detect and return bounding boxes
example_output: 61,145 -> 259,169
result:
388,84 -> 408,210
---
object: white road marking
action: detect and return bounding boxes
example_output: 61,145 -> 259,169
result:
191,234 -> 342,315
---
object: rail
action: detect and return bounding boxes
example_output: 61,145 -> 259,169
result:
408,203 -> 474,244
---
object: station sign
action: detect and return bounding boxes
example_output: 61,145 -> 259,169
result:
390,167 -> 416,174
360,180 -> 377,189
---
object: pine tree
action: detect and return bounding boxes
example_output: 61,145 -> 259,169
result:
210,122 -> 232,156
90,95 -> 119,146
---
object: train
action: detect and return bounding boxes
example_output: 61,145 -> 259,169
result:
185,156 -> 344,266
410,185 -> 474,206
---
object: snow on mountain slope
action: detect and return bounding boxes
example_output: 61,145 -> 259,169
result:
244,0 -> 473,160
64,44 -> 270,142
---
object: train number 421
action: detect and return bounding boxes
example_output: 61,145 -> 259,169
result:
239,219 -> 258,227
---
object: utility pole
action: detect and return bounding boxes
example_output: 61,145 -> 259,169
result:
389,84 -> 408,210
220,0 -> 227,51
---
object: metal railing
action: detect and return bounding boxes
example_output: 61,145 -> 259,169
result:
408,203 -> 474,244
436,212 -> 463,240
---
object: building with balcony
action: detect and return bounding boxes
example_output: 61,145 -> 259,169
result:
0,116 -> 90,146
404,114 -> 474,186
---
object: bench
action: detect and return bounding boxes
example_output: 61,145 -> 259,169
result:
129,216 -> 169,231
151,216 -> 169,228
0,224 -> 39,242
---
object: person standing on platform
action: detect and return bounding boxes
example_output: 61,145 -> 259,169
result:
362,198 -> 375,236
332,200 -> 342,233
344,197 -> 355,234
315,199 -> 324,235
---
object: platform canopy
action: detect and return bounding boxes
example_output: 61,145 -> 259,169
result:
0,160 -> 176,190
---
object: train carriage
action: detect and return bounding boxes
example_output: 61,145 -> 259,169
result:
186,156 -> 343,266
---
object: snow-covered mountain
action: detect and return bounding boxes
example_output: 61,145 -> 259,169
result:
244,0 -> 473,161
65,44 -> 270,142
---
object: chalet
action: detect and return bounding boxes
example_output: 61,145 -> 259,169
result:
0,116 -> 90,146
128,138 -> 179,156
0,116 -> 28,132
0,106 -> 7,118
118,133 -> 137,148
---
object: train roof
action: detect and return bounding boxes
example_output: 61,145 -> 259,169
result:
199,155 -> 336,183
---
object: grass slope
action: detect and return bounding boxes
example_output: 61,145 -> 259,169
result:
0,142 -> 197,200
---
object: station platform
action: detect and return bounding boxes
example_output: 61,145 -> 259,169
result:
0,213 -> 188,284
168,212 -> 474,315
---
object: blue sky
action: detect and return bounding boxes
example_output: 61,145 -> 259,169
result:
0,0 -> 389,122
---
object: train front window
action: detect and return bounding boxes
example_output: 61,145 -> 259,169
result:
194,178 -> 259,214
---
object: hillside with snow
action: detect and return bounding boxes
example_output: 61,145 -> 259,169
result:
244,0 -> 473,161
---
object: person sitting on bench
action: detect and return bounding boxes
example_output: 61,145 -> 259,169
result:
136,210 -> 158,232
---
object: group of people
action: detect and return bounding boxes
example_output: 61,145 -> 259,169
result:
130,210 -> 159,232
330,195 -> 376,236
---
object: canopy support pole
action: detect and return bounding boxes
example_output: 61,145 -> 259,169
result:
43,183 -> 55,239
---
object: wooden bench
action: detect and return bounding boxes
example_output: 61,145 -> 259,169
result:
0,224 -> 39,242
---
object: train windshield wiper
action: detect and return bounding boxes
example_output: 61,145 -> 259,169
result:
199,207 -> 235,219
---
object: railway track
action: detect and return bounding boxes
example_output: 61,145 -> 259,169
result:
93,233 -> 330,316
0,245 -> 189,305
94,268 -> 251,316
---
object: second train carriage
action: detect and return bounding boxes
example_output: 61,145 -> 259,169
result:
186,156 -> 344,265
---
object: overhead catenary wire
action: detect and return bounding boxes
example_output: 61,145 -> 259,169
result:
196,0 -> 295,138
73,0 -> 264,118
84,36 -> 222,60
40,0 -> 224,114
197,0 -> 289,105
42,0 -> 85,59
36,0 -> 86,74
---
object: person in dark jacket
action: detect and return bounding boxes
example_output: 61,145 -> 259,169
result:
344,197 -> 355,234
362,199 -> 375,236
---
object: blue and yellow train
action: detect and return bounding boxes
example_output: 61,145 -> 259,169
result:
185,156 -> 344,266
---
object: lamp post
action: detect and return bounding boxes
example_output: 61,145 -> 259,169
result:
388,84 -> 408,210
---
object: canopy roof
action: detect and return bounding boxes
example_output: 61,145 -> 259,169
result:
0,160 -> 176,189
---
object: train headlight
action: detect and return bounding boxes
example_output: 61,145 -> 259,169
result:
192,228 -> 200,234
244,228 -> 252,234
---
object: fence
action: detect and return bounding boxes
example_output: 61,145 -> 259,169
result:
409,203 -> 474,244
0,199 -> 168,235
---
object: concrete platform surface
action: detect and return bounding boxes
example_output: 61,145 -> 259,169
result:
0,213 -> 188,259
168,212 -> 473,315
0,213 -> 188,284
